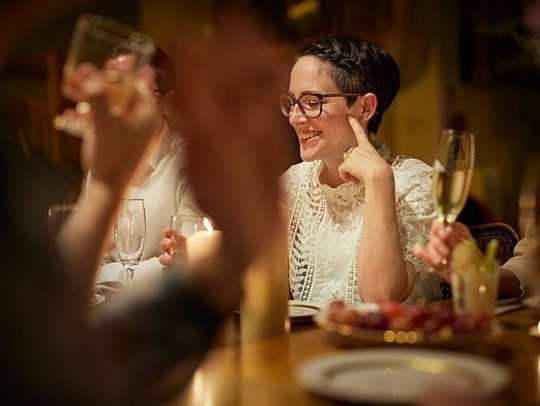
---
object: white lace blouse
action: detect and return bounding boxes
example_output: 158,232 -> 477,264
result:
280,144 -> 441,304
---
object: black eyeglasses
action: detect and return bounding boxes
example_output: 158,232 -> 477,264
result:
279,92 -> 364,119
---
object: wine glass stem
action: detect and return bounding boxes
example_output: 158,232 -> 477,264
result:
125,265 -> 135,287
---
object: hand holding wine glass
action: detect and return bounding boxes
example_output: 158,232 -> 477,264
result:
62,14 -> 155,117
432,129 -> 475,225
114,198 -> 146,285
169,215 -> 206,266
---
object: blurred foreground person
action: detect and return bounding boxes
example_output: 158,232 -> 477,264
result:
414,221 -> 537,299
0,11 -> 289,404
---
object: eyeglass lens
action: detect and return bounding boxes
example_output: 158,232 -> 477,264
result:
280,94 -> 322,118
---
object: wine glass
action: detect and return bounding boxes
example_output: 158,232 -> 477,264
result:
114,198 -> 146,285
169,214 -> 206,265
432,129 -> 475,225
62,14 -> 155,117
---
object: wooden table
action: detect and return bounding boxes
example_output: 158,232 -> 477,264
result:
175,308 -> 540,405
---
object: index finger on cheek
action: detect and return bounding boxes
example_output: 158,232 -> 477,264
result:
347,115 -> 369,146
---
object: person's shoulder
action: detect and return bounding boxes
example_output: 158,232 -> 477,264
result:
281,161 -> 311,180
393,155 -> 432,176
279,161 -> 314,197
391,154 -> 433,197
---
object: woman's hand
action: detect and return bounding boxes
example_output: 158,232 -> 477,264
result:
338,116 -> 391,184
413,221 -> 472,281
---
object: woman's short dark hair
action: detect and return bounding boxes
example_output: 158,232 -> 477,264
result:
297,35 -> 400,134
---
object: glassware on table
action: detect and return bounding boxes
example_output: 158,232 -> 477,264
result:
169,214 -> 206,265
451,260 -> 500,316
62,14 -> 155,117
432,129 -> 475,225
114,198 -> 146,285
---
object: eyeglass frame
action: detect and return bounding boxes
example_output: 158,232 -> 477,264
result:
279,91 -> 365,119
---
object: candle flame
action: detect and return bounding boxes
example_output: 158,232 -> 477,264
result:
203,217 -> 213,232
537,321 -> 540,335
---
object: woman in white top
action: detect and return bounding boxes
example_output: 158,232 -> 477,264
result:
280,35 -> 440,304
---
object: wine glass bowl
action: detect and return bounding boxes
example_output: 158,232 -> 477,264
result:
169,214 -> 206,265
432,129 -> 475,225
114,198 -> 146,284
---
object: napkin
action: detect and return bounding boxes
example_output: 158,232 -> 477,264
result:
95,257 -> 163,288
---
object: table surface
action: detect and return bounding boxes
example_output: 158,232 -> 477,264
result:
173,306 -> 540,405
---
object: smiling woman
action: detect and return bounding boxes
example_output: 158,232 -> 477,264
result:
280,35 -> 441,305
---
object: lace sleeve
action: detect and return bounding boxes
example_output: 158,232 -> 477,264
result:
279,163 -> 307,214
394,158 -> 435,274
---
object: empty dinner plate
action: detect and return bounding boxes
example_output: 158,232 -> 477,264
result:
288,301 -> 323,323
296,348 -> 509,404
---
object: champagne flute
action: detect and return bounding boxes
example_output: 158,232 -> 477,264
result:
432,129 -> 475,225
114,198 -> 146,285
62,14 -> 155,117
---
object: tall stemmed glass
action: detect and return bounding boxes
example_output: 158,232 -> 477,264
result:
114,198 -> 146,285
432,129 -> 475,225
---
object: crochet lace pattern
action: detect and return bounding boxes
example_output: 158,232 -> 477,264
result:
281,144 -> 441,304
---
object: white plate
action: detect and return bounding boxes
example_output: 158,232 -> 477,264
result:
297,349 -> 509,404
289,301 -> 323,323
233,301 -> 323,323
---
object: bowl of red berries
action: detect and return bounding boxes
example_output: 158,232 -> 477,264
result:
315,300 -> 498,348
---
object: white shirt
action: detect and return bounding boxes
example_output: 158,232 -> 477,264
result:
97,124 -> 201,281
503,236 -> 538,296
281,143 -> 441,304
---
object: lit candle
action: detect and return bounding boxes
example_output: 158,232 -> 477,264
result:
186,218 -> 235,346
186,217 -> 222,267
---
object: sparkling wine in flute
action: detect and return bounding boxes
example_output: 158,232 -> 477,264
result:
432,168 -> 473,224
432,129 -> 475,225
